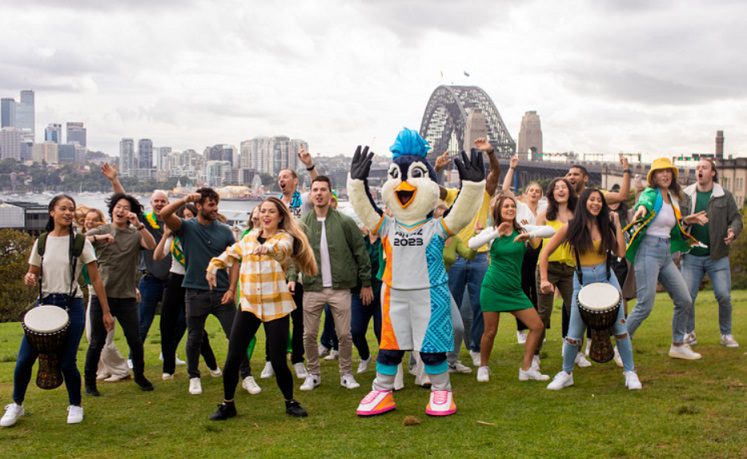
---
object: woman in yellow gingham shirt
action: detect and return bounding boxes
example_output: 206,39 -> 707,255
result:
205,197 -> 317,421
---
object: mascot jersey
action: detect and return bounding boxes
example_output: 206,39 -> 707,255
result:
374,214 -> 454,354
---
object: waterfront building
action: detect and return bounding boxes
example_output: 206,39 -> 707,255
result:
45,123 -> 62,143
0,127 -> 22,160
66,122 -> 86,147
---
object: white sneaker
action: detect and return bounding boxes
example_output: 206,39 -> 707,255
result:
209,367 -> 222,378
575,352 -> 592,368
127,359 -> 133,370
547,371 -> 574,390
394,363 -> 405,391
175,355 -> 186,366
519,367 -> 550,381
357,358 -> 370,374
293,362 -> 308,379
684,331 -> 698,345
530,355 -> 541,371
476,366 -> 490,383
469,350 -> 481,367
448,361 -> 472,374
299,374 -> 320,391
242,376 -> 262,395
66,405 -> 84,424
341,374 -> 360,389
613,346 -> 623,368
188,377 -> 203,395
516,330 -> 528,344
162,373 -> 174,381
260,361 -> 274,379
720,334 -> 740,348
317,344 -> 330,358
324,349 -> 339,361
1,403 -> 24,427
624,371 -> 642,390
669,343 -> 702,360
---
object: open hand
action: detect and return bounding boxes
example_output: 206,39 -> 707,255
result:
473,137 -> 493,153
102,163 -> 118,181
513,232 -> 530,243
497,221 -> 513,237
454,149 -> 485,183
685,210 -> 709,226
298,148 -> 313,167
434,151 -> 451,173
350,146 -> 374,180
633,206 -> 647,221
510,154 -> 519,169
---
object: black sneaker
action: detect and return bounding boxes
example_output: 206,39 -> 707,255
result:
210,402 -> 237,421
134,374 -> 154,391
85,384 -> 100,397
285,399 -> 308,417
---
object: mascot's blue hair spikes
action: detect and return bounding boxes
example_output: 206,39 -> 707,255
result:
389,128 -> 431,159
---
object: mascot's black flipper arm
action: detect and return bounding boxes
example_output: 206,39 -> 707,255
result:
444,149 -> 486,233
348,145 -> 383,229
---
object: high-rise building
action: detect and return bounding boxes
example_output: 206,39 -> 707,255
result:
32,142 -> 58,164
517,111 -> 543,161
58,144 -> 76,164
66,122 -> 86,147
45,123 -> 62,143
119,138 -> 135,177
0,127 -> 22,160
138,138 -> 153,169
157,146 -> 171,171
1,98 -> 15,128
15,90 -> 35,141
206,160 -> 232,187
240,136 -> 308,176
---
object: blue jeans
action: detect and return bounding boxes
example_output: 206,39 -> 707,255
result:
137,275 -> 168,344
448,252 -> 488,352
627,235 -> 692,343
681,254 -> 733,335
562,264 -> 634,373
13,295 -> 85,406
351,286 -> 381,361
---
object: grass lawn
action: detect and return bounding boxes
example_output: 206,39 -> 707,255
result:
0,291 -> 745,458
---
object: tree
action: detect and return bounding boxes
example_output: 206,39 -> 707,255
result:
728,206 -> 747,289
0,229 -> 38,322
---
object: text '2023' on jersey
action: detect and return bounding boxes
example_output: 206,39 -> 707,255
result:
374,215 -> 452,290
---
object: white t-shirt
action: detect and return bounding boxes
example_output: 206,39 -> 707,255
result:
163,236 -> 186,276
318,218 -> 333,288
516,201 -> 537,227
28,235 -> 97,298
648,202 -> 676,238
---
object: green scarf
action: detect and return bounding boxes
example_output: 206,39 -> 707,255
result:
171,237 -> 186,267
144,210 -> 160,230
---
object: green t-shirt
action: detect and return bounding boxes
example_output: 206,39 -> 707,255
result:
88,224 -> 142,298
689,190 -> 711,256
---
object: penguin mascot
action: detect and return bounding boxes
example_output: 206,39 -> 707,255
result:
348,128 -> 485,416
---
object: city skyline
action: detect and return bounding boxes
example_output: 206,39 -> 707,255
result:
1,1 -> 745,158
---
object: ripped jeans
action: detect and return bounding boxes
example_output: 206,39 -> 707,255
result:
562,263 -> 635,373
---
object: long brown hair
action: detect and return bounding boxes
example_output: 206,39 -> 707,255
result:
650,168 -> 683,201
545,177 -> 577,221
491,195 -> 524,234
262,197 -> 318,277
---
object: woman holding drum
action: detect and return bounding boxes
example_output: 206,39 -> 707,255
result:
540,188 -> 641,390
1,195 -> 114,427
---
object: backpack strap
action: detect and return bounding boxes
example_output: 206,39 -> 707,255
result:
72,233 -> 85,258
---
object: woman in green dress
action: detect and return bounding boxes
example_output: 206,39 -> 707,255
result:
468,195 -> 554,383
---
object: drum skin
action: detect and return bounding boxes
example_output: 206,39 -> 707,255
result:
577,283 -> 621,364
22,305 -> 71,390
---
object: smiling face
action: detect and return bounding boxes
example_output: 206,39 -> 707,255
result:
566,167 -> 588,194
51,198 -> 76,230
150,191 -> 168,215
500,197 -> 517,221
381,156 -> 439,224
197,198 -> 219,221
696,159 -> 716,187
259,201 -> 282,233
84,209 -> 103,230
112,198 -> 132,225
586,191 -> 603,217
552,180 -> 570,204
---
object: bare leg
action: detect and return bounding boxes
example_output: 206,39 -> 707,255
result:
513,308 -> 544,371
479,312 -> 499,367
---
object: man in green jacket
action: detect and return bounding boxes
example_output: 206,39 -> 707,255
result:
681,159 -> 743,348
297,176 -> 373,392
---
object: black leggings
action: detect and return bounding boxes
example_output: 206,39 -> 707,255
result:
265,283 -> 305,364
160,273 -> 218,374
224,310 -> 292,401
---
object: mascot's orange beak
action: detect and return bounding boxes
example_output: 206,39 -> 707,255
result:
395,181 -> 417,208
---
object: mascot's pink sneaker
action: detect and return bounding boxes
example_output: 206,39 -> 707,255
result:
356,390 -> 396,416
425,390 -> 456,416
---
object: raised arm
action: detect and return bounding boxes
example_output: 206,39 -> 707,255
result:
154,230 -> 173,261
347,146 -> 383,229
160,193 -> 200,232
102,163 -> 126,194
468,226 -> 498,250
298,147 -> 319,181
474,137 -> 500,196
604,156 -> 631,205
502,154 -> 519,196
443,150 -> 486,234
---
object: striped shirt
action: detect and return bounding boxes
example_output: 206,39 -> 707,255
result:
208,229 -> 295,321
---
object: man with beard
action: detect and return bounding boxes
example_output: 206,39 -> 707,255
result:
160,187 -> 251,395
566,156 -> 631,205
102,164 -> 174,369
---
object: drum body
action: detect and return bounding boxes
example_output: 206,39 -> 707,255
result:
577,283 -> 621,363
22,305 -> 70,390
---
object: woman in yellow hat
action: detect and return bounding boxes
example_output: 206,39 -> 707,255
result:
624,157 -> 707,360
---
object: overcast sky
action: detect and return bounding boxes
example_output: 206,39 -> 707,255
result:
1,0 -> 745,160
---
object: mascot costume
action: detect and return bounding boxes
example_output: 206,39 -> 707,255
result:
348,128 -> 485,416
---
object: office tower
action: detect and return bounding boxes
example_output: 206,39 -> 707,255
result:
66,122 -> 87,147
517,111 -> 543,161
138,138 -> 153,169
157,146 -> 171,171
16,90 -> 35,141
0,127 -> 22,160
32,142 -> 59,164
58,144 -> 76,164
120,138 -> 135,177
45,123 -> 62,143
1,98 -> 15,128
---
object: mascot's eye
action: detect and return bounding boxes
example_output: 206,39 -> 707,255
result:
411,169 -> 423,178
408,163 -> 427,179
389,165 -> 400,179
